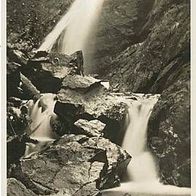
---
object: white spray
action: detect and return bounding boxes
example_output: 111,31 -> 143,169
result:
38,0 -> 104,55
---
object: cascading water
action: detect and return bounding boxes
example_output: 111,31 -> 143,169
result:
102,94 -> 191,196
122,95 -> 159,182
24,94 -> 58,157
38,0 -> 104,55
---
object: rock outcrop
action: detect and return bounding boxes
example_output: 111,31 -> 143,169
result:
10,135 -> 130,195
56,75 -> 127,143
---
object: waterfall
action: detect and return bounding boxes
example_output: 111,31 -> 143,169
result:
24,94 -> 58,157
102,94 -> 191,196
38,0 -> 104,55
123,95 -> 159,182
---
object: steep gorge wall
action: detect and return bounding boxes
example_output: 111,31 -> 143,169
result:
88,0 -> 155,74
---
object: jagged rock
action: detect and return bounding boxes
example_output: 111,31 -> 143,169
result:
57,75 -> 126,120
30,51 -> 78,78
7,178 -> 36,196
56,75 -> 127,143
7,46 -> 85,96
61,75 -> 101,90
20,51 -> 85,93
11,135 -> 131,195
74,119 -> 106,137
57,88 -> 127,122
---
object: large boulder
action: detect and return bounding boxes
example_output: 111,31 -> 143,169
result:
56,75 -> 127,143
11,134 -> 131,195
21,51 -> 79,93
7,47 -> 82,95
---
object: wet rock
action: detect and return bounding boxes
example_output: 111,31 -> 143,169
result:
7,46 -> 29,65
58,75 -> 126,120
11,135 -> 131,195
7,178 -> 36,196
20,73 -> 41,98
54,101 -> 84,136
8,97 -> 23,107
50,115 -> 67,137
74,119 -> 106,137
7,105 -> 28,137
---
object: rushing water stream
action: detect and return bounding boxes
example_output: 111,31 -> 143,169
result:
102,94 -> 191,196
122,95 -> 159,182
24,94 -> 58,156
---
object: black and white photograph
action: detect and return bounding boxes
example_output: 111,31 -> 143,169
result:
1,0 -> 193,195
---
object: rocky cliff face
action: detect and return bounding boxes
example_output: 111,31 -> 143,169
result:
88,0 -> 155,74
